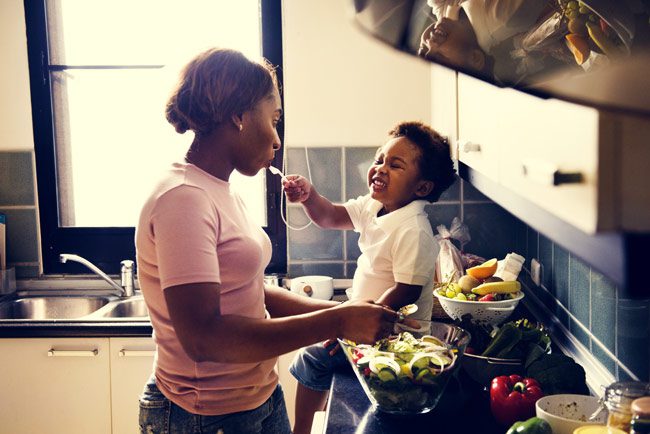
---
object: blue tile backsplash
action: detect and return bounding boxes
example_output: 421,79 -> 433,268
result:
0,151 -> 39,278
1,147 -> 648,382
284,146 -> 650,383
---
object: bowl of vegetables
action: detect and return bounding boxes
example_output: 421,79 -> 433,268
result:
339,321 -> 471,415
460,318 -> 551,387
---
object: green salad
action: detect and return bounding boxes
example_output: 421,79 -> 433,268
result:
341,332 -> 459,414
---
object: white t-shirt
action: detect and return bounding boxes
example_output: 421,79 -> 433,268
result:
344,195 -> 439,321
428,0 -> 547,53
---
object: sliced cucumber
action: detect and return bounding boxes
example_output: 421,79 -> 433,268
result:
377,368 -> 397,382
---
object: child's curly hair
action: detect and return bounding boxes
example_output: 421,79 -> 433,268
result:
388,121 -> 457,203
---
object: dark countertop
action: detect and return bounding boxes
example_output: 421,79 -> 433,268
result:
325,366 -> 505,434
0,321 -> 152,337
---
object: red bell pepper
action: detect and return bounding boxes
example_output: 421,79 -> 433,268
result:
490,375 -> 544,426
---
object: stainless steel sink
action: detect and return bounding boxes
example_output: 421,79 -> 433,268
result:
0,296 -> 112,320
100,297 -> 149,318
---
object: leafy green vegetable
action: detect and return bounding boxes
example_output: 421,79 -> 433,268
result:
525,353 -> 590,395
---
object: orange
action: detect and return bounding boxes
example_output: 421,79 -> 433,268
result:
466,258 -> 498,280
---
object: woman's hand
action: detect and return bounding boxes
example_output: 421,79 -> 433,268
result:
334,300 -> 399,344
282,175 -> 312,203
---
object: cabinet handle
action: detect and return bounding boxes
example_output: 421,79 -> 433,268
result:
48,349 -> 98,357
521,159 -> 583,186
461,141 -> 481,153
119,349 -> 155,357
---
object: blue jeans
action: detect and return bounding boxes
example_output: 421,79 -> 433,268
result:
139,376 -> 291,434
289,341 -> 347,392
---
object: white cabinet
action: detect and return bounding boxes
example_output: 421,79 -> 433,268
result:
109,337 -> 156,434
0,336 -> 155,434
456,73 -> 650,234
457,74 -> 507,183
277,349 -> 299,429
0,338 -> 112,434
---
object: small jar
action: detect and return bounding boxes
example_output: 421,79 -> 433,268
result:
573,426 -> 626,434
630,397 -> 650,434
603,381 -> 650,433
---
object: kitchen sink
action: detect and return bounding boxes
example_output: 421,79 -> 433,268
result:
100,297 -> 149,318
0,296 -> 112,320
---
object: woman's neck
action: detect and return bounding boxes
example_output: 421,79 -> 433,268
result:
185,135 -> 233,182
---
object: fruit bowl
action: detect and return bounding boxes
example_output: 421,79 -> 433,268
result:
339,321 -> 471,415
434,291 -> 524,325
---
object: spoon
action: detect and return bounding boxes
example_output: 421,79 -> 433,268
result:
268,166 -> 287,181
397,304 -> 418,322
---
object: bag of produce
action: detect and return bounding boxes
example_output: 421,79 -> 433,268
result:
434,217 -> 471,283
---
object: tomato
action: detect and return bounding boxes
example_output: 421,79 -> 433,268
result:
479,293 -> 496,302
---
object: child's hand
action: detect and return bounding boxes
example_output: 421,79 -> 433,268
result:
282,175 -> 312,203
323,338 -> 340,356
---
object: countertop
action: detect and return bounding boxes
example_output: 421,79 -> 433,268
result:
0,320 -> 152,338
324,366 -> 504,434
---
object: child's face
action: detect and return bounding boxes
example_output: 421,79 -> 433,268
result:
367,137 -> 431,213
419,17 -> 483,70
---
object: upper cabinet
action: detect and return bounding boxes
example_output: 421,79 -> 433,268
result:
351,0 -> 650,118
457,73 -> 650,234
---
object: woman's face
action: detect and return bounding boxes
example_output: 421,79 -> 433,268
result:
419,18 -> 480,68
367,137 -> 428,214
235,88 -> 282,177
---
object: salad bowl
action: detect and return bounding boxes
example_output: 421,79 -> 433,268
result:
339,321 -> 471,415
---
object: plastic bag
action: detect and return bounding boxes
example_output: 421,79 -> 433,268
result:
434,217 -> 471,283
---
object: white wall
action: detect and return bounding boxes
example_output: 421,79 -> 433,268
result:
0,0 -> 34,151
1,0 -> 432,152
282,0 -> 431,148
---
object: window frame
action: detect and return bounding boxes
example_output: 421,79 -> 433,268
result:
24,0 -> 286,275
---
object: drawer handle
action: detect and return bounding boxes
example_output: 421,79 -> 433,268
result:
119,349 -> 155,357
521,159 -> 583,186
461,141 -> 481,153
48,349 -> 98,357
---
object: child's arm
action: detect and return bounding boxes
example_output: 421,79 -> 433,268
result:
282,175 -> 353,230
375,282 -> 422,311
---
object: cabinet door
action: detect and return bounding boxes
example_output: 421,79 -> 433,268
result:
109,337 -> 155,434
277,349 -> 299,429
497,88 -> 604,233
0,338 -> 111,434
457,73 -> 504,182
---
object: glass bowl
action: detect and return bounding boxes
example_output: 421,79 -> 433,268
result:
339,321 -> 471,415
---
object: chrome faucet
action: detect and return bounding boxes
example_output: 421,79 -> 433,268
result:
59,253 -> 136,297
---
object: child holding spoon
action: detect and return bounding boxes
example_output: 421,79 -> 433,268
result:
281,121 -> 456,434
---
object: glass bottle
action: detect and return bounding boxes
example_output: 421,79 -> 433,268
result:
603,381 -> 650,433
630,397 -> 650,434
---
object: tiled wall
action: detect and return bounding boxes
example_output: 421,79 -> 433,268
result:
513,224 -> 650,383
285,145 -> 650,383
0,151 -> 40,278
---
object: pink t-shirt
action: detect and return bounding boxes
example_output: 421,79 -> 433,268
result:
135,162 -> 277,416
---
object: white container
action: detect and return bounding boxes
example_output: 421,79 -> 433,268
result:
289,276 -> 334,300
536,394 -> 607,434
494,252 -> 525,281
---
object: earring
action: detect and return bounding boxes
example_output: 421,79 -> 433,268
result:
238,124 -> 243,132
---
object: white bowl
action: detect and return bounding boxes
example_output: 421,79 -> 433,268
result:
434,292 -> 524,325
536,394 -> 606,434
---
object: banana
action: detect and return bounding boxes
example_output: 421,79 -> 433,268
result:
586,21 -> 621,57
471,280 -> 521,296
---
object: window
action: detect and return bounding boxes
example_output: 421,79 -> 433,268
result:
24,0 -> 285,274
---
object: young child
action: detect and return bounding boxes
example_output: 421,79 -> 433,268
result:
282,121 -> 456,434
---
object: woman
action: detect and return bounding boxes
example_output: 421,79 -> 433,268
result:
135,48 -> 399,433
